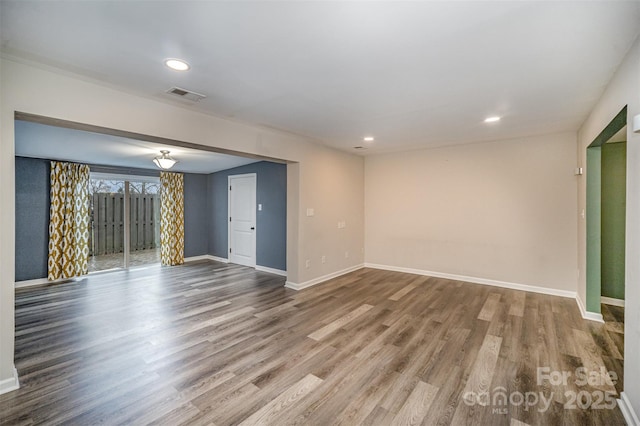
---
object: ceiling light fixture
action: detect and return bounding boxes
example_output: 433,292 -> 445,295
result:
484,116 -> 501,123
153,150 -> 178,170
364,136 -> 375,142
164,58 -> 190,71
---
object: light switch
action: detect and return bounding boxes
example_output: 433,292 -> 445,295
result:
306,208 -> 315,217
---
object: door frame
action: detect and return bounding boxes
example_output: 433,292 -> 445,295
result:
585,106 -> 627,314
227,173 -> 257,267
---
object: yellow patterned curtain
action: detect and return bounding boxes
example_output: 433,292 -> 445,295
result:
160,171 -> 185,266
48,161 -> 90,280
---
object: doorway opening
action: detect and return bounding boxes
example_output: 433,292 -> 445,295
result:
14,113 -> 293,286
88,173 -> 161,273
585,106 -> 626,340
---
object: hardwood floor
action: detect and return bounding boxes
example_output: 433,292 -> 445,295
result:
0,261 -> 626,425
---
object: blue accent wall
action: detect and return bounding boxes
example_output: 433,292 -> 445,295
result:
208,161 -> 287,271
15,157 -> 50,281
183,173 -> 209,258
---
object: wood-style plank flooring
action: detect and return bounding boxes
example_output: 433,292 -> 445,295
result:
0,261 -> 626,425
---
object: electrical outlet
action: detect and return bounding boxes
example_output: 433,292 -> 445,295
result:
322,255 -> 326,264
345,251 -> 349,258
305,259 -> 310,268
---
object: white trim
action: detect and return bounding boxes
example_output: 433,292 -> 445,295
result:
0,367 -> 19,395
618,392 -> 640,426
364,263 -> 608,323
185,256 -> 284,275
365,263 -> 576,298
15,277 -> 51,289
575,294 -> 605,323
184,255 -> 214,263
601,296 -> 625,307
255,265 -> 287,277
184,254 -> 229,264
15,277 -> 71,289
89,267 -> 124,275
285,264 -> 364,290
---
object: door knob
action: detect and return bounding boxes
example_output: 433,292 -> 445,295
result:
250,227 -> 255,230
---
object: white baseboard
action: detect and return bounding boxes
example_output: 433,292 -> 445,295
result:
601,296 -> 625,307
15,277 -> 73,289
186,255 -> 285,275
364,263 -> 576,298
184,255 -> 214,263
0,366 -> 19,395
184,255 -> 229,264
365,263 -> 608,323
255,265 -> 287,277
285,264 -> 364,291
15,277 -> 50,289
575,294 -> 604,323
618,392 -> 640,426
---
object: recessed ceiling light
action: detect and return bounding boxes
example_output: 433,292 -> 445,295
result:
363,136 -> 375,142
484,116 -> 501,123
164,58 -> 190,71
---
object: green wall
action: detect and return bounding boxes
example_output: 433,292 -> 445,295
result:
586,147 -> 602,312
601,142 -> 626,300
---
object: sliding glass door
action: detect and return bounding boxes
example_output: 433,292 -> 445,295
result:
88,177 -> 125,272
128,180 -> 161,267
88,173 -> 160,273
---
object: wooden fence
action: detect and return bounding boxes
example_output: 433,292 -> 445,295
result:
89,193 -> 160,256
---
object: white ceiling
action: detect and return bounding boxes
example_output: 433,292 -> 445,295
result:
2,1 -> 640,155
14,120 -> 259,174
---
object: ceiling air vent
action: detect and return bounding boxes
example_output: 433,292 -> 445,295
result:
166,86 -> 206,102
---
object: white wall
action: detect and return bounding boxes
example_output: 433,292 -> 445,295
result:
577,35 -> 640,417
0,58 -> 365,388
365,132 -> 578,292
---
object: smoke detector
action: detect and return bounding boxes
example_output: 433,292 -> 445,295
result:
166,87 -> 206,102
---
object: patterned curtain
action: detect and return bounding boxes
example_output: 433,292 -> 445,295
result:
48,161 -> 90,280
160,171 -> 185,266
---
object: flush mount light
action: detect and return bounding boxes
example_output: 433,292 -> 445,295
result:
153,150 -> 178,170
164,58 -> 190,71
484,116 -> 501,123
363,136 -> 375,142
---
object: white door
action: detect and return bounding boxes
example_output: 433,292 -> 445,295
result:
228,174 -> 257,267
